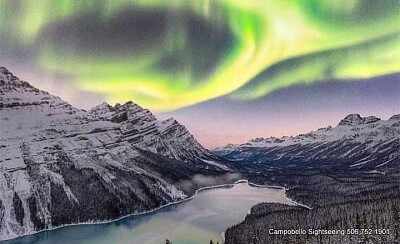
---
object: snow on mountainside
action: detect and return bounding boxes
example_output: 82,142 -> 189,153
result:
0,67 -> 230,240
88,101 -> 215,163
215,114 -> 399,173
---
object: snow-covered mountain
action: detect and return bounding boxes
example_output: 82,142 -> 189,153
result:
215,114 -> 399,174
0,67 -> 231,240
87,101 -> 218,163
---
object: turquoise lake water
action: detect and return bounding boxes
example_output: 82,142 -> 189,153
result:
6,182 -> 293,244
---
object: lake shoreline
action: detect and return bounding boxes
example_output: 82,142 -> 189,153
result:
3,179 -> 308,242
218,181 -> 312,243
247,182 -> 312,210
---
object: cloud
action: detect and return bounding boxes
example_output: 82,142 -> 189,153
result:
176,173 -> 243,193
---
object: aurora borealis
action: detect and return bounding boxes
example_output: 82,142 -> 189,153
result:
1,0 -> 399,147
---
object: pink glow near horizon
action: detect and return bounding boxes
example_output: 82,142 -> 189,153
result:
158,110 -> 399,149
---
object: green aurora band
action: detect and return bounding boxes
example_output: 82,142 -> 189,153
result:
0,0 -> 399,111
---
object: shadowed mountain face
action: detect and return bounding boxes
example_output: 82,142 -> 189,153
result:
215,114 -> 400,174
0,67 -> 235,240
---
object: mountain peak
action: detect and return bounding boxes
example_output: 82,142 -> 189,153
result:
91,102 -> 114,110
88,102 -> 115,118
0,66 -> 16,80
338,114 -> 363,126
114,101 -> 146,113
363,115 -> 381,124
0,67 -> 78,112
0,66 -> 32,88
338,114 -> 380,126
389,114 -> 400,121
88,101 -> 149,120
164,117 -> 178,123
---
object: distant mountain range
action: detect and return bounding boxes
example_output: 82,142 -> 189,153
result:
218,112 -> 400,244
0,67 -> 232,240
215,113 -> 399,174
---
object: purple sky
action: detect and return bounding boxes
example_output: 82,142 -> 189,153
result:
158,74 -> 400,148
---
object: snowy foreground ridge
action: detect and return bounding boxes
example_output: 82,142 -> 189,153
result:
0,67 -> 230,240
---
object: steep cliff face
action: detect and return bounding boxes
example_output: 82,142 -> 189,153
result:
215,114 -> 399,174
88,101 -> 217,163
0,67 -> 231,240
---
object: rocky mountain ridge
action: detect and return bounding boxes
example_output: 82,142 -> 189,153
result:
0,67 -> 232,240
215,114 -> 399,173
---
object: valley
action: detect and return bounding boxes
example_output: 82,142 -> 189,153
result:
0,67 -> 236,240
215,115 -> 399,243
1,67 -> 399,243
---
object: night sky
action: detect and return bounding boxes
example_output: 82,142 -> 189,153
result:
1,0 -> 399,147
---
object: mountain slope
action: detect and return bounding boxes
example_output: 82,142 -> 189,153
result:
217,114 -> 400,244
215,114 -> 400,174
0,67 -> 233,240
